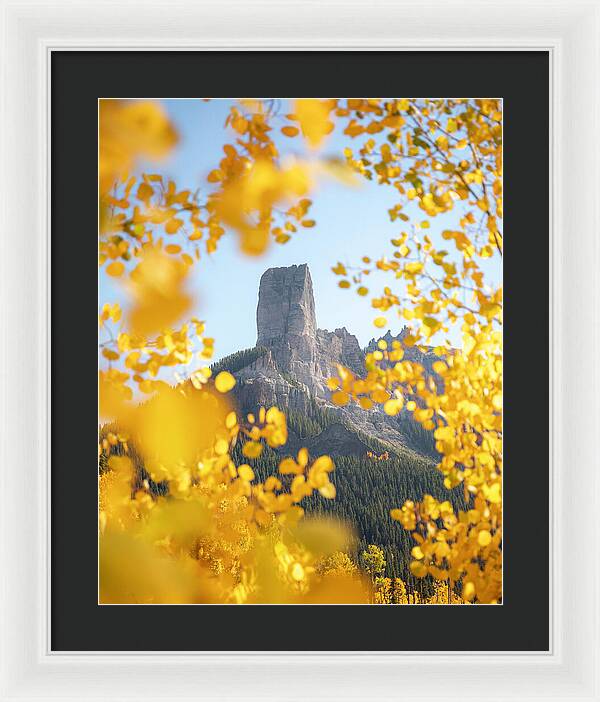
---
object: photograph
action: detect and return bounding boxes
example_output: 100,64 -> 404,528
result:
98,97 -> 503,605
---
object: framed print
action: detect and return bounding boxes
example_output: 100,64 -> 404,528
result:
1,1 -> 599,700
53,51 -> 545,650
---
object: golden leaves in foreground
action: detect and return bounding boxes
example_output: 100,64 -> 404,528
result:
126,248 -> 192,337
316,98 -> 503,602
98,386 -> 358,603
131,385 -> 231,486
212,158 -> 312,255
98,97 -> 502,604
100,99 -> 335,270
293,98 -> 335,148
99,100 -> 177,195
328,323 -> 502,602
100,529 -> 216,604
214,370 -> 236,393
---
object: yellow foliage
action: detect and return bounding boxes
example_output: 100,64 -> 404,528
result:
214,371 -> 236,393
99,99 -> 178,195
99,97 -> 502,604
293,98 -> 334,148
127,248 -> 192,337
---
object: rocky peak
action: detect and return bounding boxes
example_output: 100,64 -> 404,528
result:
256,264 -> 316,345
365,326 -> 411,351
219,264 -> 439,458
316,327 -> 364,377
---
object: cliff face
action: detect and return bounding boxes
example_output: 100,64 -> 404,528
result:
257,264 -> 317,344
226,263 -> 438,458
253,264 -> 365,398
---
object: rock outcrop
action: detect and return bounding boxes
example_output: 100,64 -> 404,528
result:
365,327 -> 438,375
225,263 -> 439,458
257,264 -> 316,344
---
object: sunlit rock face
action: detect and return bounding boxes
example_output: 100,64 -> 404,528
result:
227,263 -> 440,459
256,264 -> 317,344
255,264 -> 365,394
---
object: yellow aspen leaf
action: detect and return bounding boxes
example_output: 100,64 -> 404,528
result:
214,371 -> 236,393
373,317 -> 387,328
404,262 -> 423,275
279,457 -> 302,475
106,261 -> 125,277
484,483 -> 502,504
231,115 -> 248,134
207,169 -> 222,183
359,397 -> 374,410
281,125 -> 300,137
264,476 -> 282,492
409,561 -> 427,578
371,389 -> 390,404
344,120 -> 364,137
331,391 -> 349,407
338,280 -> 351,289
384,399 -> 402,416
238,464 -> 255,482
301,219 -> 316,228
312,455 -> 333,473
214,439 -> 229,456
294,98 -> 333,148
242,441 -> 262,459
99,100 -> 177,194
165,244 -> 181,254
463,581 -> 476,601
326,377 -> 340,391
128,249 -> 191,337
297,448 -> 309,467
165,218 -> 184,235
478,530 -> 492,547
463,333 -> 476,356
136,182 -> 154,203
319,482 -> 336,499
291,562 -> 305,581
102,348 -> 120,361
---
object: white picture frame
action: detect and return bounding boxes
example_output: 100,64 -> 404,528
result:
1,0 -> 598,699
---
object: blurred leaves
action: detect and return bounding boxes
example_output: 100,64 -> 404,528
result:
99,100 -> 178,195
98,98 -> 502,604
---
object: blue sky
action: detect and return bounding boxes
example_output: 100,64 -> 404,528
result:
100,99 -> 501,365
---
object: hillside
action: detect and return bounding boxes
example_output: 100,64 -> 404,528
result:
100,264 -> 466,585
207,264 -> 465,583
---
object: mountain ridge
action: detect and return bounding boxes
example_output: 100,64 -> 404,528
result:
217,263 -> 440,460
